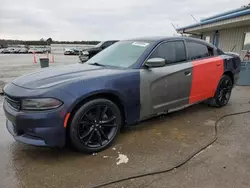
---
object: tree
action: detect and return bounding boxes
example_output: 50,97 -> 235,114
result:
46,38 -> 53,45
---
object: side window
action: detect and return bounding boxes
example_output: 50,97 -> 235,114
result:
175,41 -> 187,62
103,41 -> 113,48
150,41 -> 186,64
207,46 -> 214,56
216,48 -> 224,55
186,41 -> 213,60
102,42 -> 110,48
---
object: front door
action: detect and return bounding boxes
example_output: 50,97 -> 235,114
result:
139,40 -> 193,120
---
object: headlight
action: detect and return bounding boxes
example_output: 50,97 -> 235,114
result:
82,51 -> 89,55
21,98 -> 63,111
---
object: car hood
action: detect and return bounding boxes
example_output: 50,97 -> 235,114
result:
12,63 -> 123,89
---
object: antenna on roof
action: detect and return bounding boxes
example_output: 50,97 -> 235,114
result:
191,14 -> 201,27
171,23 -> 182,36
191,14 -> 199,23
171,23 -> 181,35
171,23 -> 177,30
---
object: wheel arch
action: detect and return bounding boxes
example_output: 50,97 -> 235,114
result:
223,70 -> 234,85
66,90 -> 127,129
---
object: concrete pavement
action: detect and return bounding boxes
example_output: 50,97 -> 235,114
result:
0,86 -> 250,188
0,54 -> 79,93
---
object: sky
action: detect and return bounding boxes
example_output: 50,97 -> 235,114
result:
0,0 -> 249,41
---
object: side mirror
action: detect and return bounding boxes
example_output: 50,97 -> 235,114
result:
145,58 -> 166,68
79,55 -> 89,63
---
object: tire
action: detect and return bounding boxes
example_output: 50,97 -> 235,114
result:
206,75 -> 233,107
69,98 -> 122,153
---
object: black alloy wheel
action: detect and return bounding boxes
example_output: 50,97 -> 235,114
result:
208,75 -> 233,107
217,76 -> 233,106
70,99 -> 122,153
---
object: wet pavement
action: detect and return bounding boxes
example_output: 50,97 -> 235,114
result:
0,54 -> 79,92
0,86 -> 250,188
110,88 -> 250,188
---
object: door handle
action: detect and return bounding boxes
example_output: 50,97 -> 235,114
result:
184,71 -> 191,76
217,63 -> 222,66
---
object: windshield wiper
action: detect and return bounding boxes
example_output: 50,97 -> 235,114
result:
88,62 -> 105,67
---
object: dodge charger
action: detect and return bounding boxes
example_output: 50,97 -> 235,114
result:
3,37 -> 241,153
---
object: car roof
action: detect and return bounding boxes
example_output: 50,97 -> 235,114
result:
126,36 -> 172,41
125,36 -> 215,48
103,40 -> 119,42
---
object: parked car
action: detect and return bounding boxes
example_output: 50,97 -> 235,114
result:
64,48 -> 81,55
0,48 -> 6,53
3,37 -> 241,153
28,48 -> 45,54
79,40 -> 118,62
37,46 -> 51,53
43,47 -> 51,53
1,48 -> 8,53
0,47 -> 28,54
2,48 -> 16,53
18,48 -> 28,54
27,46 -> 50,54
64,48 -> 74,55
12,48 -> 21,53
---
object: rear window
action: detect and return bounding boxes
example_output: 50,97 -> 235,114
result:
186,41 -> 213,60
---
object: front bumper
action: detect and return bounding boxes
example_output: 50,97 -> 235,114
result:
64,51 -> 72,55
6,120 -> 47,146
4,100 -> 66,147
3,83 -> 76,148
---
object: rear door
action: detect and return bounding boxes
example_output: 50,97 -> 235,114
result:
139,40 -> 193,119
186,40 -> 224,103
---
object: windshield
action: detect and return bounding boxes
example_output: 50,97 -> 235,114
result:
95,41 -> 105,48
87,41 -> 151,68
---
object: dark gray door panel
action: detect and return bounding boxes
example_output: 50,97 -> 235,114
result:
139,62 -> 193,119
178,68 -> 193,102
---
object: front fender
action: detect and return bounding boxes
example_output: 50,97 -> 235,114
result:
61,72 -> 141,125
67,89 -> 126,112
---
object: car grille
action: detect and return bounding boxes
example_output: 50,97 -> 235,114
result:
5,95 -> 21,111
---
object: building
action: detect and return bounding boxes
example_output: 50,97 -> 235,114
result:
176,4 -> 250,60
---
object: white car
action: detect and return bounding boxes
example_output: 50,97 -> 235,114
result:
0,48 -> 5,53
28,48 -> 45,54
2,48 -> 16,53
18,48 -> 28,53
64,48 -> 79,55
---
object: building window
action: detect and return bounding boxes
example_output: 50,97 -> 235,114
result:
205,36 -> 210,43
243,32 -> 250,50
